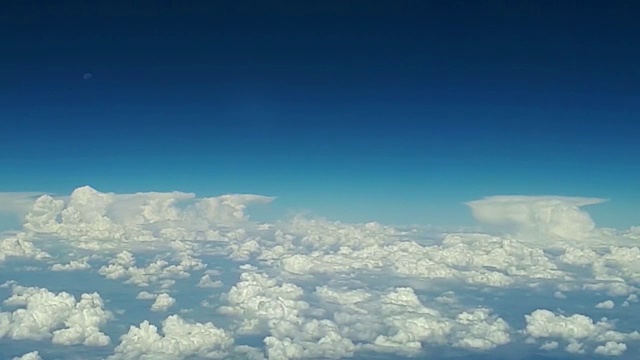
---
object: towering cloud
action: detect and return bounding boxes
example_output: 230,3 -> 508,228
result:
466,196 -> 607,241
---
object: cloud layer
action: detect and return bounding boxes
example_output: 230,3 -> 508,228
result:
1,186 -> 639,359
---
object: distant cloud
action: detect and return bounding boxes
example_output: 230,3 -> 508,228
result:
22,186 -> 275,249
0,192 -> 45,218
595,341 -> 628,356
466,195 -> 607,242
50,257 -> 91,272
150,293 -> 176,312
595,300 -> 615,309
524,309 -> 639,355
12,352 -> 42,360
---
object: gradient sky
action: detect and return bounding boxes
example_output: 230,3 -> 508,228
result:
1,1 -> 638,228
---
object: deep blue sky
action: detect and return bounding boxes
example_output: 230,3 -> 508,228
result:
1,1 -> 639,228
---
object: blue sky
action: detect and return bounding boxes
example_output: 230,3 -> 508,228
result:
1,0 -> 638,228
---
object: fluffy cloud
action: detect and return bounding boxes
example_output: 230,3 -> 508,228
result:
108,315 -> 233,360
11,352 -> 43,360
99,250 -> 205,287
524,309 -> 640,355
0,285 -> 112,346
466,195 -> 606,241
136,291 -> 158,300
594,341 -> 627,356
50,257 -> 91,271
218,270 -> 310,334
135,291 -> 176,312
218,272 -> 512,359
151,293 -> 176,312
539,340 -> 558,350
267,231 -> 565,287
265,319 -> 357,360
3,186 -> 640,359
0,232 -> 49,263
197,274 -> 223,288
22,186 -> 274,249
595,300 -> 615,309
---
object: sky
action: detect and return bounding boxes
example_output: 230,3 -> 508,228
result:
0,0 -> 638,228
1,3 -> 640,359
0,1 -> 640,227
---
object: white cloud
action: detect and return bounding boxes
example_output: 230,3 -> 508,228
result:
466,195 -> 607,242
595,300 -> 615,309
525,309 -> 606,340
98,250 -> 204,287
452,309 -> 510,350
11,351 -> 43,360
22,186 -> 274,249
540,340 -> 558,350
565,340 -> 585,354
523,309 -> 639,355
50,257 -> 91,272
559,246 -> 600,265
268,231 -> 564,287
1,280 -> 17,288
197,274 -> 223,288
554,291 -> 567,299
151,293 -> 176,312
0,285 -> 112,346
594,341 -> 627,356
265,319 -> 357,360
136,291 -> 158,300
218,271 -> 310,334
108,315 -> 233,360
3,186 -> 640,359
135,291 -> 176,312
0,192 -> 44,217
0,232 -> 49,263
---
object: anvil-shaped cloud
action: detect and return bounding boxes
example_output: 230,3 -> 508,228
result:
466,196 -> 608,242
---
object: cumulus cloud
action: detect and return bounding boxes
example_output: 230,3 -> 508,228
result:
22,186 -> 274,249
0,232 -> 49,263
0,285 -> 112,346
99,250 -> 205,287
50,257 -> 91,271
136,291 -> 158,300
540,341 -> 558,350
151,293 -> 176,312
268,231 -> 564,287
265,319 -> 357,360
595,300 -> 615,309
218,270 -> 310,334
218,271 -> 513,359
3,185 -> 640,359
11,351 -> 43,360
197,274 -> 223,288
135,291 -> 176,312
108,315 -> 233,360
594,341 -> 627,356
369,287 -> 509,352
524,309 -> 639,355
466,195 -> 606,241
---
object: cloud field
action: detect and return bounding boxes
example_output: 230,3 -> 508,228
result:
1,186 -> 639,359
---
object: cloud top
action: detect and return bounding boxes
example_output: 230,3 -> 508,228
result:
21,185 -> 274,245
466,196 -> 607,241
